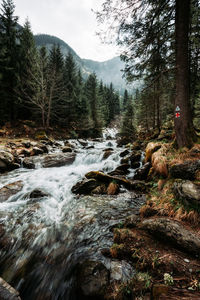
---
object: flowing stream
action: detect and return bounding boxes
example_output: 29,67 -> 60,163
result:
0,129 -> 145,299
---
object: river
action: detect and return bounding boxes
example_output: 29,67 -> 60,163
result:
0,129 -> 145,299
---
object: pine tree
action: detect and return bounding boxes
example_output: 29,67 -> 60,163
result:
18,19 -> 38,120
98,0 -> 197,147
84,73 -> 102,137
122,89 -> 129,112
0,0 -> 20,123
63,52 -> 78,127
98,81 -> 109,126
47,44 -> 64,127
120,97 -> 136,139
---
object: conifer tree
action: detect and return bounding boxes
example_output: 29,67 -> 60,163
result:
84,73 -> 102,137
120,97 -> 136,139
63,52 -> 78,127
0,0 -> 20,122
18,19 -> 38,119
122,89 -> 129,112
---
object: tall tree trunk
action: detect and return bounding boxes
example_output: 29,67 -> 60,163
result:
156,79 -> 160,131
175,0 -> 196,148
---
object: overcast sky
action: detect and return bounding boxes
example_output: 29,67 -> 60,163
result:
13,0 -> 119,62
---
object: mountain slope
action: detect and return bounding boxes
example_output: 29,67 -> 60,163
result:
34,34 -> 127,92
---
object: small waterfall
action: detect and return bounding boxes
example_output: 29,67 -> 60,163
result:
0,130 -> 144,299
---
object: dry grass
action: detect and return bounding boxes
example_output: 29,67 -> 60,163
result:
168,144 -> 200,165
142,180 -> 200,226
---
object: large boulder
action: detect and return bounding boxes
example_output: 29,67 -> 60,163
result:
170,160 -> 200,180
119,149 -> 129,158
16,148 -> 31,157
77,260 -> 109,299
131,141 -> 141,151
0,181 -> 23,202
139,217 -> 200,255
107,182 -> 120,195
133,162 -> 151,180
117,137 -> 131,147
0,150 -> 19,172
62,146 -> 73,153
151,147 -> 168,178
29,189 -> 49,199
85,171 -> 146,191
103,150 -> 113,160
108,164 -> 130,176
30,147 -> 44,156
173,180 -> 200,207
78,139 -> 88,147
145,142 -> 161,162
0,277 -> 21,300
129,151 -> 141,168
71,179 -> 100,194
23,153 -> 76,169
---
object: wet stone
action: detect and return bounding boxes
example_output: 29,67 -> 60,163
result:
0,181 -> 23,202
0,277 -> 21,300
71,179 -> 100,195
120,149 -> 129,157
77,260 -> 109,298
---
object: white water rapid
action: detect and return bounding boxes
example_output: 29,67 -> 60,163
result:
0,129 -> 144,300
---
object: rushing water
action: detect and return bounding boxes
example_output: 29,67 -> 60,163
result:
0,129 -> 144,299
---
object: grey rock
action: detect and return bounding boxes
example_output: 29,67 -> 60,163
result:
0,277 -> 21,300
62,146 -> 72,153
23,153 -> 76,169
0,181 -> 23,202
77,260 -> 109,298
71,179 -> 99,194
120,149 -> 129,157
133,162 -> 151,180
0,150 -> 19,172
103,150 -> 113,160
170,160 -> 200,180
29,189 -> 49,199
139,217 -> 200,255
173,180 -> 200,207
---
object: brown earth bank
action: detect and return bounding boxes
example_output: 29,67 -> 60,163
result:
102,134 -> 200,299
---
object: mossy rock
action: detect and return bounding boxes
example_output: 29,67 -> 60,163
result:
35,131 -> 48,140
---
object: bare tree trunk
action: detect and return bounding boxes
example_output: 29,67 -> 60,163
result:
175,0 -> 196,148
41,108 -> 45,128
